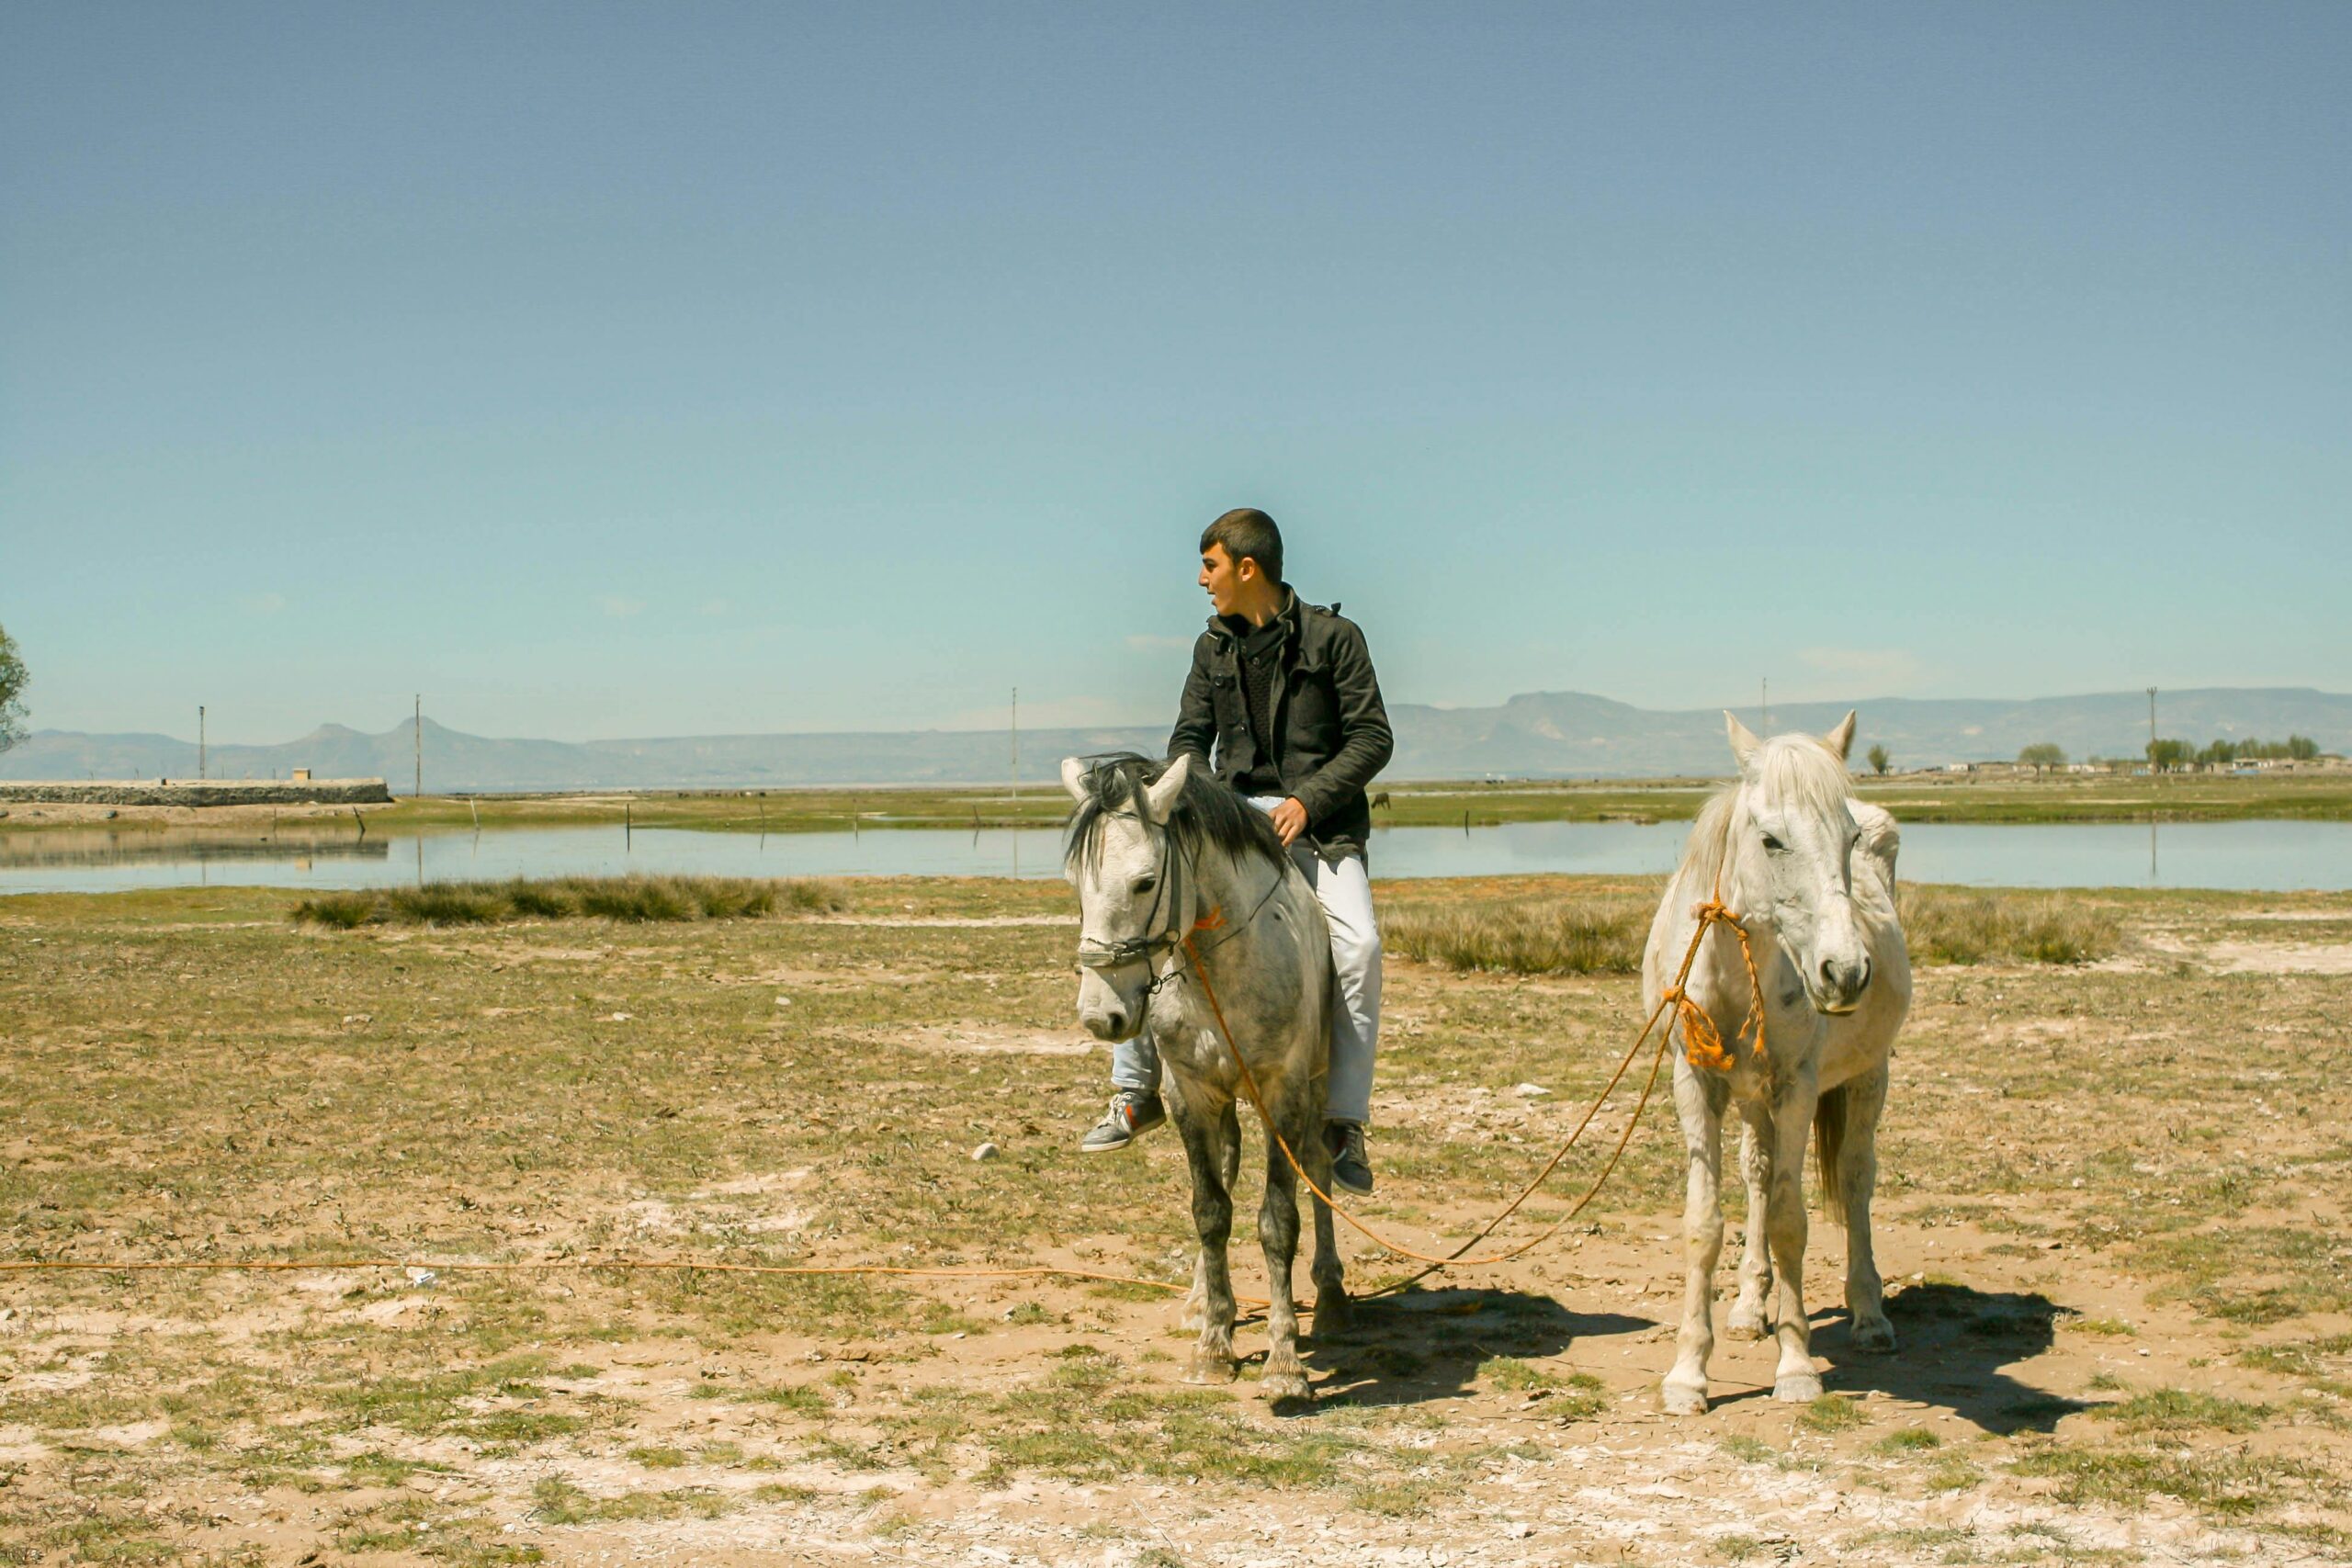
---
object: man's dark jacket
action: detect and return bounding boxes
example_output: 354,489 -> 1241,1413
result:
1168,591 -> 1394,859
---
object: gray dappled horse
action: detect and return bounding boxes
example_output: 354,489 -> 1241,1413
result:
1062,752 -> 1348,1399
1643,713 -> 1913,1414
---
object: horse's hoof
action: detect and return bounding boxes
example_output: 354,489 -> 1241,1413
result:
1661,1380 -> 1709,1416
1850,1315 -> 1897,1355
1726,1303 -> 1770,1340
1311,1291 -> 1353,1339
1261,1367 -> 1311,1404
1772,1371 -> 1825,1403
1184,1353 -> 1239,1385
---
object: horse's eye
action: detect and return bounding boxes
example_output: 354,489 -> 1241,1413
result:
1134,876 -> 1158,895
1760,833 -> 1785,853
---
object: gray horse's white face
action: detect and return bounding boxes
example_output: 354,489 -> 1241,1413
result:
1063,753 -> 1193,1042
1726,711 -> 1873,1015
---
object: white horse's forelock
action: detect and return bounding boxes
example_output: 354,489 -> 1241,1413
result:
1677,733 -> 1855,888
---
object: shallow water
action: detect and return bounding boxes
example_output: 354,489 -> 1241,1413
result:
4,818 -> 2350,895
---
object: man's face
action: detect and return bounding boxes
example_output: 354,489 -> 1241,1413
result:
1198,543 -> 1252,616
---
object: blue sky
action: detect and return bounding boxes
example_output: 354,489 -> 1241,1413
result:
5,2 -> 2346,743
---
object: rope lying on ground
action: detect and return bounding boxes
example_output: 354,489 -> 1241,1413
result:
3,882 -> 1764,1314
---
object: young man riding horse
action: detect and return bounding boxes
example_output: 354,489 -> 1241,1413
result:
1077,508 -> 1394,1196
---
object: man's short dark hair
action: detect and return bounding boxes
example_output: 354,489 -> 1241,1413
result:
1200,508 -> 1283,585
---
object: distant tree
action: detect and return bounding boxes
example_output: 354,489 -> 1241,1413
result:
0,623 -> 26,754
1866,743 -> 1891,776
2236,735 -> 2321,761
2196,739 -> 2238,767
2018,742 -> 2066,773
2146,738 -> 2193,772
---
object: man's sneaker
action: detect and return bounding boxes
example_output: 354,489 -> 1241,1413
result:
1327,1122 -> 1374,1197
1080,1090 -> 1166,1153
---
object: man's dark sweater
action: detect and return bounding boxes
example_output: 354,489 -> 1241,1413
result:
1231,615 -> 1287,796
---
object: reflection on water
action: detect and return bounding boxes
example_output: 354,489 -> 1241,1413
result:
4,818 -> 2352,895
0,829 -> 390,870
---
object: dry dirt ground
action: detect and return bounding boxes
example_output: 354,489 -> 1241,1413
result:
2,876 -> 2348,1567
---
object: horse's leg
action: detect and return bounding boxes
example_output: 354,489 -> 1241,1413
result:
1306,1089 -> 1350,1337
1727,1105 -> 1773,1339
1181,1100 -> 1242,1333
1256,1091 -> 1310,1402
1177,1100 -> 1238,1383
1837,1066 -> 1896,1354
1765,1074 -> 1825,1402
1662,1064 -> 1727,1416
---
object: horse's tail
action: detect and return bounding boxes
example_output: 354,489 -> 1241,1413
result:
1813,1085 -> 1850,1231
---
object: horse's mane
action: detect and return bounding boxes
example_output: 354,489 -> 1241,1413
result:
1676,734 -> 1857,889
1063,753 -> 1289,877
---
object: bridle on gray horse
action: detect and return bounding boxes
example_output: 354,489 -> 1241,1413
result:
1072,810 -> 1286,998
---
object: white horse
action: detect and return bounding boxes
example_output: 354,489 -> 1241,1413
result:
1643,712 -> 1912,1413
1062,751 -> 1348,1400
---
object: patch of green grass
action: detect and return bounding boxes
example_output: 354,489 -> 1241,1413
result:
2009,1439 -> 2316,1516
1797,1393 -> 1865,1434
627,1444 -> 691,1469
2240,1333 -> 2352,1396
1718,1435 -> 1777,1464
344,1450 -> 451,1488
740,1382 -> 828,1416
2093,1387 -> 2270,1435
2070,1317 -> 2135,1337
530,1477 -> 732,1524
1925,1455 -> 1985,1492
1869,1427 -> 1942,1455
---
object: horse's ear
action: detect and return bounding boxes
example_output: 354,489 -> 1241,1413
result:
1724,711 -> 1762,770
1142,752 -> 1192,824
1826,710 -> 1858,762
1060,757 -> 1090,804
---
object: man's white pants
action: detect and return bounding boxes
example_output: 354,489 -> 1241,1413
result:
1110,795 -> 1382,1125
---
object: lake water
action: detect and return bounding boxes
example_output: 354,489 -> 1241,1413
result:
5,818 -> 2351,895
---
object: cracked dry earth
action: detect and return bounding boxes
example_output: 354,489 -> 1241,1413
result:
2,875 -> 2349,1567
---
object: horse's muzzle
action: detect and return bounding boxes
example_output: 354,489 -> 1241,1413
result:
1813,953 -> 1872,1015
1076,964 -> 1149,1042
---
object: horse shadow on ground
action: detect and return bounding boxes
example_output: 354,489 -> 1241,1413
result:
1713,1280 -> 2091,1435
1283,1285 -> 1651,1414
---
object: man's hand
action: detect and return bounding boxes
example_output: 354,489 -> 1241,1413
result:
1269,797 -> 1309,848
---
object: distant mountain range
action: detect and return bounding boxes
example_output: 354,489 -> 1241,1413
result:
8,687 -> 2347,792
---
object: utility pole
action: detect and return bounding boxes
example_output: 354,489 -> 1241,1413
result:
414,694 -> 423,799
198,705 -> 206,780
1010,687 -> 1019,807
1761,677 -> 1769,736
2147,686 -> 2158,773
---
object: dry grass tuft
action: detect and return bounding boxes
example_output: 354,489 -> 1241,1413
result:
1384,895 -> 1651,976
1902,890 -> 2120,965
290,874 -> 844,928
